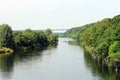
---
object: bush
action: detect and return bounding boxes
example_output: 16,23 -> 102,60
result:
109,41 -> 120,55
109,52 -> 120,66
96,42 -> 109,57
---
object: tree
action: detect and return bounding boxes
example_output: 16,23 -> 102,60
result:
0,24 -> 14,49
44,29 -> 52,35
96,41 -> 109,57
109,41 -> 120,55
64,15 -> 120,66
47,34 -> 58,44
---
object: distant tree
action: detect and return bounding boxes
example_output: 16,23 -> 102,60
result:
47,34 -> 58,44
44,29 -> 52,35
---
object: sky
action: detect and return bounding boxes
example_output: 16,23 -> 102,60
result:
0,0 -> 120,30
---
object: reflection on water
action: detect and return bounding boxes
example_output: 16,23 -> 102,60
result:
0,53 -> 14,79
0,54 -> 14,72
0,38 -> 120,80
0,46 -> 57,80
84,51 -> 120,80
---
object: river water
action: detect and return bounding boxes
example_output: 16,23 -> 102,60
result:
0,38 -> 119,80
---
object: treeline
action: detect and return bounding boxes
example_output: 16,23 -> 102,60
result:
64,15 -> 120,67
0,24 -> 58,53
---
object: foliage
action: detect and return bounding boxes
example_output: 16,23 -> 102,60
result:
64,15 -> 120,66
0,24 -> 14,49
44,28 -> 58,45
0,24 -> 58,53
109,52 -> 120,66
109,41 -> 120,55
96,41 -> 109,57
13,28 -> 58,50
14,30 -> 48,49
44,28 -> 52,35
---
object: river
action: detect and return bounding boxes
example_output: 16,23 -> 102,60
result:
0,38 -> 119,80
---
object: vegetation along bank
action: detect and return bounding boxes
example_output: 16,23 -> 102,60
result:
0,24 -> 58,54
64,15 -> 120,67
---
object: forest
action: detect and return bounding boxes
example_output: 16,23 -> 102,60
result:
0,24 -> 58,53
64,15 -> 120,67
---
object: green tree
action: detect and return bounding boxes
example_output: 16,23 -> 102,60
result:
47,34 -> 58,44
44,29 -> 52,35
109,41 -> 120,55
64,15 -> 120,66
0,24 -> 14,49
96,42 -> 109,57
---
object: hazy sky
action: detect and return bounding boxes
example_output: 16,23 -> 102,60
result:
0,0 -> 120,30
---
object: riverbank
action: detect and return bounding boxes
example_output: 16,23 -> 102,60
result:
0,47 -> 14,54
0,24 -> 58,54
63,15 -> 120,68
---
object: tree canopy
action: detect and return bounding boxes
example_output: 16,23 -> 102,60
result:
64,15 -> 120,66
0,25 -> 58,53
0,24 -> 14,49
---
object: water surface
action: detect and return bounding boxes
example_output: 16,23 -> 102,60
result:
0,38 -> 119,80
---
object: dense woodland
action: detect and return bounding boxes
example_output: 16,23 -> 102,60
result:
0,24 -> 58,53
64,15 -> 120,67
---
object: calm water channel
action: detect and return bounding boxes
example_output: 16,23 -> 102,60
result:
0,38 -> 120,80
